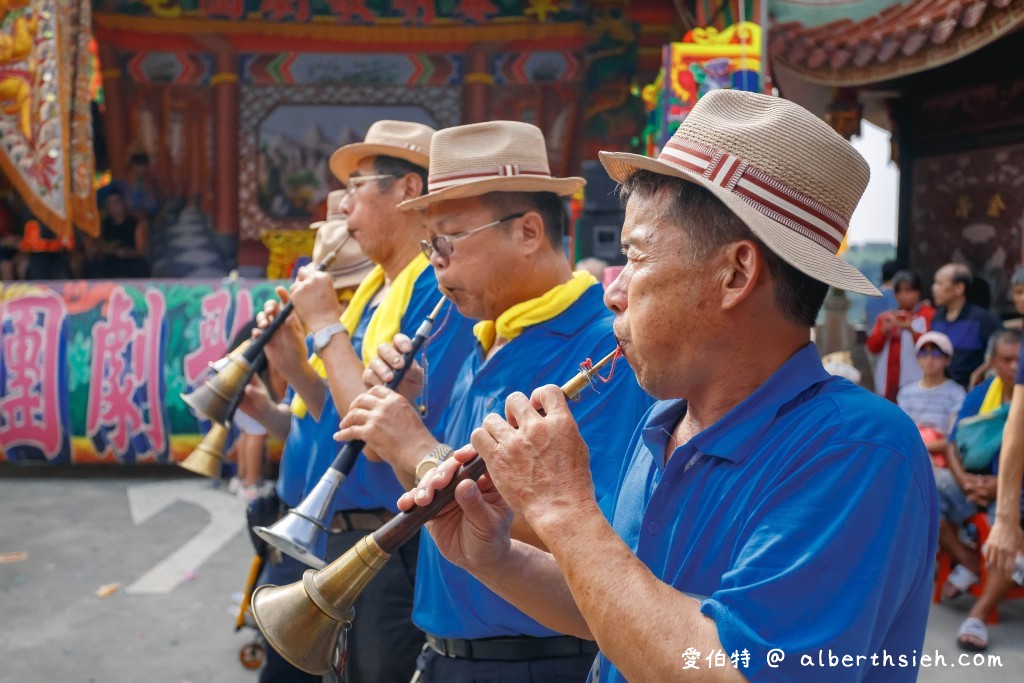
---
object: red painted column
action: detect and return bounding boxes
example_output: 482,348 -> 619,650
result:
463,45 -> 493,124
99,44 -> 128,180
212,52 -> 239,236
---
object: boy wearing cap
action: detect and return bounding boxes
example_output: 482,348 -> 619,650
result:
897,331 -> 966,454
256,123 -> 477,683
402,91 -> 938,682
336,120 -> 652,682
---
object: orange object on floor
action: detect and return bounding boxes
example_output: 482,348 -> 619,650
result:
933,512 -> 1024,624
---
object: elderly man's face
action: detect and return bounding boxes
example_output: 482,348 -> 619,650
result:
604,188 -> 719,399
423,196 -> 520,322
340,157 -> 403,265
991,340 -> 1020,386
931,266 -> 960,307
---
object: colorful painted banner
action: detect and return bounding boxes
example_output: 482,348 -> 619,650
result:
642,22 -> 764,155
0,0 -> 98,238
0,279 -> 284,465
97,0 -> 581,25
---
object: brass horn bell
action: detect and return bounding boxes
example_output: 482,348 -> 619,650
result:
180,355 -> 251,424
251,536 -> 390,675
177,422 -> 229,477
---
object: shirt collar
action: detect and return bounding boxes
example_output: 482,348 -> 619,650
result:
537,283 -> 606,337
643,343 -> 831,465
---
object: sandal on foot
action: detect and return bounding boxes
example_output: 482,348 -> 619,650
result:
942,565 -> 979,600
957,617 -> 988,652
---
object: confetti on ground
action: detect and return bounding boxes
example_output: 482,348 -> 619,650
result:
95,582 -> 121,598
0,551 -> 28,564
182,570 -> 196,581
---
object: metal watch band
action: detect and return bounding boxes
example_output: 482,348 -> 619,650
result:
313,322 -> 347,353
415,443 -> 454,485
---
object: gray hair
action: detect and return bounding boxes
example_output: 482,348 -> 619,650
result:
1010,266 -> 1024,288
986,327 -> 1022,359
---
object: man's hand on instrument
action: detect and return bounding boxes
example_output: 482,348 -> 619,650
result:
397,447 -> 514,573
255,288 -> 308,381
472,385 -> 596,537
336,385 -> 435,470
240,375 -> 274,424
363,334 -> 424,404
290,266 -> 344,333
984,519 -> 1024,576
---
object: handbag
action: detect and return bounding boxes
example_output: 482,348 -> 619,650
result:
955,402 -> 1010,471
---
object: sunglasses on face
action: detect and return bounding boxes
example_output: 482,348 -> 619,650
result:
917,348 -> 948,359
420,212 -> 526,262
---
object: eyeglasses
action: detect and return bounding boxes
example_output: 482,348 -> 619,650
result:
420,213 -> 526,261
347,174 -> 395,192
917,348 -> 948,359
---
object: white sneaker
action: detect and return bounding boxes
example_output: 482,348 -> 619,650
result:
227,477 -> 241,494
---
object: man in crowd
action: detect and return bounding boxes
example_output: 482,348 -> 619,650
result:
404,91 -> 937,682
252,121 -> 476,682
336,120 -> 652,682
935,328 -> 1023,651
931,262 -> 1001,387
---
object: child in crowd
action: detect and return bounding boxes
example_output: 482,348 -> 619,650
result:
897,331 -> 965,457
867,270 -> 934,402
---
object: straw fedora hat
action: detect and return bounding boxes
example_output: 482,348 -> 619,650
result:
398,121 -> 585,211
329,120 -> 435,183
600,90 -> 879,296
310,190 -> 374,290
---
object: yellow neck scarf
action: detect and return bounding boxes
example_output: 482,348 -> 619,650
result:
473,270 -> 597,355
341,252 -> 431,366
980,376 -> 1006,414
291,253 -> 430,418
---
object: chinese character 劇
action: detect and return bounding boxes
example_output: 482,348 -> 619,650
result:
86,287 -> 168,463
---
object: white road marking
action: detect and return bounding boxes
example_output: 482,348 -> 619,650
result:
125,480 -> 247,594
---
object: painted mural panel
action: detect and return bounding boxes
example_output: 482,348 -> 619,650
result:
911,143 -> 1024,314
0,279 -> 283,465
239,84 -> 460,239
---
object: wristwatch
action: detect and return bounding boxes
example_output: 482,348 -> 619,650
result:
415,443 -> 454,485
312,322 -> 348,353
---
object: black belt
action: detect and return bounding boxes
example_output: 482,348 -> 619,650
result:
425,633 -> 599,661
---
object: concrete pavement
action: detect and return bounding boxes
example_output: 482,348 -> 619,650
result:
1,474 -> 1021,682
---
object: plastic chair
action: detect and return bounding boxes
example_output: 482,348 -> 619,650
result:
933,512 -> 1024,624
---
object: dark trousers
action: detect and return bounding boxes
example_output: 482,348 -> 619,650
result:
417,648 -> 598,683
257,530 -> 422,683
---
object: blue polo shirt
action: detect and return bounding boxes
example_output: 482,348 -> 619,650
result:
595,344 -> 937,683
414,283 -> 653,638
277,379 -> 319,507
932,303 -> 1001,387
952,375 -> 1024,516
299,267 -> 477,512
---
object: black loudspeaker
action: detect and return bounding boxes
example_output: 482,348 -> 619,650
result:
575,160 -> 626,265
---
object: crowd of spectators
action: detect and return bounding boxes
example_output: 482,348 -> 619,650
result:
863,261 -> 1024,652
